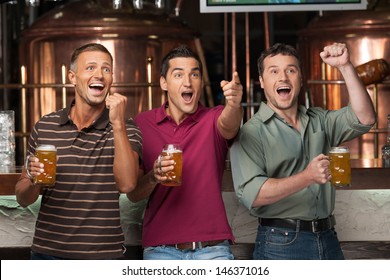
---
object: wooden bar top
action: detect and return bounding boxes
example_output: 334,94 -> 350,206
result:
1,160 -> 389,195
221,159 -> 390,192
0,166 -> 22,195
346,159 -> 390,190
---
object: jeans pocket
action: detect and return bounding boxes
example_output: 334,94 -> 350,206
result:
265,227 -> 299,246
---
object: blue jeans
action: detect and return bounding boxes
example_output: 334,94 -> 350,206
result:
253,225 -> 345,260
143,240 -> 234,260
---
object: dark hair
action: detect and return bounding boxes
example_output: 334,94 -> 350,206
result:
160,45 -> 203,78
70,43 -> 113,71
257,43 -> 301,76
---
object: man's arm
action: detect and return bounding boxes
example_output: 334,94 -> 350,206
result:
320,43 -> 376,126
15,157 -> 42,207
127,155 -> 172,202
107,93 -> 140,193
218,72 -> 244,140
252,154 -> 331,207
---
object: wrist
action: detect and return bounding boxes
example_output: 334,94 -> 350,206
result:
149,171 -> 158,185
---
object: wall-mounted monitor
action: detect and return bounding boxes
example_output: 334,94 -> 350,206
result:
200,0 -> 368,13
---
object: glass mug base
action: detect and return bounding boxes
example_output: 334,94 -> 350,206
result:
332,183 -> 351,187
162,181 -> 181,187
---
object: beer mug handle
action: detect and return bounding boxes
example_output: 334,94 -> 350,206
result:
24,154 -> 34,180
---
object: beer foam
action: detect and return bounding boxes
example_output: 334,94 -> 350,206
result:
329,146 -> 349,153
36,144 -> 57,151
163,144 -> 182,153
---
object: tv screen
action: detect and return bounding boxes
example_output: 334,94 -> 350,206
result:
200,0 -> 368,13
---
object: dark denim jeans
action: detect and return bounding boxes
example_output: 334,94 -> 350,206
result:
253,225 -> 345,260
31,251 -> 67,260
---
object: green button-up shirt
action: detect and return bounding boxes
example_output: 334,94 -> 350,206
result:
230,102 -> 372,220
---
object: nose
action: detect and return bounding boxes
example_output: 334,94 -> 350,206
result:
93,68 -> 104,79
279,71 -> 288,81
183,74 -> 191,87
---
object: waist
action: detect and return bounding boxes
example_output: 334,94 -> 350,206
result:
165,240 -> 228,250
258,215 -> 336,233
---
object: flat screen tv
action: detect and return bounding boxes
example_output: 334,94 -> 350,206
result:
200,0 -> 368,13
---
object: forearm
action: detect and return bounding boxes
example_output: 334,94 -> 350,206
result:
339,63 -> 376,125
127,169 -> 156,202
218,104 -> 243,140
252,170 -> 312,208
113,126 -> 139,193
15,171 -> 41,207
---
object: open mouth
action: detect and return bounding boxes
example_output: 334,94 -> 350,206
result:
181,91 -> 193,103
89,83 -> 105,94
276,86 -> 291,97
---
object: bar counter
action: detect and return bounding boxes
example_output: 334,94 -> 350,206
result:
0,161 -> 389,259
1,159 -> 389,195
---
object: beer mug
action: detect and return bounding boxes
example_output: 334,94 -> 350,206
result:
329,146 -> 351,187
25,144 -> 57,187
161,144 -> 182,187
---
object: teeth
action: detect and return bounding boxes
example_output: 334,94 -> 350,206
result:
90,83 -> 104,88
278,86 -> 290,90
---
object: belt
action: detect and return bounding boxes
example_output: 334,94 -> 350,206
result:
258,215 -> 336,233
167,240 -> 226,250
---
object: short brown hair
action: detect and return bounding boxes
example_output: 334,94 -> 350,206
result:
70,43 -> 113,71
257,43 -> 301,76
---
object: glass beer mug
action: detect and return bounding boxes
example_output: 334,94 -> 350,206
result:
329,146 -> 351,187
25,144 -> 57,187
161,144 -> 182,187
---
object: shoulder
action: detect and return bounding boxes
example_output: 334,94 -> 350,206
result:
197,104 -> 224,120
34,109 -> 65,127
306,106 -> 328,116
134,108 -> 159,124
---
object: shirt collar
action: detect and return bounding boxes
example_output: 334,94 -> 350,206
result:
60,99 -> 110,129
156,101 -> 206,124
258,101 -> 308,123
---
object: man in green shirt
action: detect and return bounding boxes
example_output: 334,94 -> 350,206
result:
230,42 -> 375,259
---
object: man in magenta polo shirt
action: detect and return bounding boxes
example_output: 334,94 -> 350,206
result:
128,45 -> 243,260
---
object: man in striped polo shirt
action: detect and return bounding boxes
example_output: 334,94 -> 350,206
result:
15,43 -> 142,259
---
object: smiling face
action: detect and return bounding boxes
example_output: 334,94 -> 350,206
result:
259,54 -> 302,114
160,57 -> 203,124
68,50 -> 113,107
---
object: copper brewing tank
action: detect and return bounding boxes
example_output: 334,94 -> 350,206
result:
297,2 -> 390,161
19,0 -> 208,133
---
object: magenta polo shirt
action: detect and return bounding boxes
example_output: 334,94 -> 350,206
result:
135,102 -> 234,247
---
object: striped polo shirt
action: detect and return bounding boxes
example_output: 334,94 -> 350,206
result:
28,103 -> 142,259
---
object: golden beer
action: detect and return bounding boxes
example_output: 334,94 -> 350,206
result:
329,146 -> 351,187
34,144 -> 57,187
161,144 -> 182,187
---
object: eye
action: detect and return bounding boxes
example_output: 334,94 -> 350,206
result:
191,72 -> 200,79
86,66 -> 94,71
103,67 -> 112,74
286,68 -> 296,74
173,72 -> 183,78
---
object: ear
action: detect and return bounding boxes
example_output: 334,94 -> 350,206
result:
68,70 -> 76,85
160,76 -> 167,91
259,76 -> 264,89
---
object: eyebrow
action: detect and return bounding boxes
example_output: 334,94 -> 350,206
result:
267,64 -> 298,69
85,61 -> 112,66
171,67 -> 200,72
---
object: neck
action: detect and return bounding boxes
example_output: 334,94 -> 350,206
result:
165,105 -> 189,125
70,105 -> 102,130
